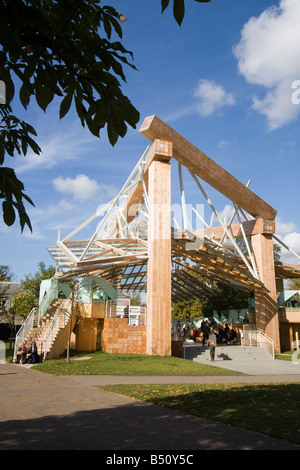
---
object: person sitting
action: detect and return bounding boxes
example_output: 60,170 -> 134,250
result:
24,342 -> 39,364
217,325 -> 226,344
16,344 -> 27,364
228,328 -> 237,344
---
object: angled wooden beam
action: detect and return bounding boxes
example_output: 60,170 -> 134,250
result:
140,115 -> 277,220
122,139 -> 172,224
191,218 -> 275,240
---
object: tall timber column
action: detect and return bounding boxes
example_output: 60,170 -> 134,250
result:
147,141 -> 172,356
252,222 -> 281,353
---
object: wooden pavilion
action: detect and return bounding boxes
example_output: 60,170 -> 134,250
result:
48,115 -> 300,355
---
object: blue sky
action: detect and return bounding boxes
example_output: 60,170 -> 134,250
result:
1,0 -> 300,281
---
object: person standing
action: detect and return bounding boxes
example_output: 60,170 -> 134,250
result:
201,321 -> 209,346
208,328 -> 217,362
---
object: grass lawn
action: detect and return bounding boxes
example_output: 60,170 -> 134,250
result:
276,351 -> 297,361
101,382 -> 300,445
32,350 -> 243,376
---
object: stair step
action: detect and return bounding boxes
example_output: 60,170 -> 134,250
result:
184,345 -> 273,361
21,300 -> 70,358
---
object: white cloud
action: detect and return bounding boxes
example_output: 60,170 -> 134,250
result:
217,140 -> 231,148
276,232 -> 300,265
194,79 -> 235,117
52,174 -> 117,202
233,0 -> 300,129
53,174 -> 100,201
273,215 -> 300,264
218,204 -> 236,223
275,216 -> 297,236
15,126 -> 94,174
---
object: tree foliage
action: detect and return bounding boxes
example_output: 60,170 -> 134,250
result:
130,293 -> 145,306
202,283 -> 249,317
0,0 -> 139,231
287,279 -> 300,290
172,298 -> 205,321
172,283 -> 250,320
21,261 -> 55,299
0,265 -> 13,281
0,0 -> 209,232
10,291 -> 36,317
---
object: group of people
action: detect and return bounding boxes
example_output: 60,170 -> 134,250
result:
216,323 -> 238,345
185,320 -> 238,346
16,342 -> 40,364
183,320 -> 239,361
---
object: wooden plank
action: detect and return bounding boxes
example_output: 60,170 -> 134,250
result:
56,240 -> 79,265
94,240 -> 128,256
140,115 -> 277,220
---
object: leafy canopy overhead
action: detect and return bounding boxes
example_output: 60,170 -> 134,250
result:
0,0 -> 139,143
0,0 -> 210,232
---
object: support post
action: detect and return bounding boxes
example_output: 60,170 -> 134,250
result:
252,230 -> 281,353
146,144 -> 172,356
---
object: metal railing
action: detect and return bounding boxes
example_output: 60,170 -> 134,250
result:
105,300 -> 146,326
241,329 -> 275,359
41,298 -> 72,361
13,307 -> 37,362
38,284 -> 60,326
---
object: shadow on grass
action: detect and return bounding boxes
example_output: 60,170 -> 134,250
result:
113,383 -> 300,446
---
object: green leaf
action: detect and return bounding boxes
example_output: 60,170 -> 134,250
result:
2,200 -> 15,227
161,0 -> 211,25
0,167 -> 34,232
161,0 -> 171,13
107,121 -> 119,146
35,81 -> 54,112
19,83 -> 31,109
59,92 -> 73,119
173,0 -> 185,26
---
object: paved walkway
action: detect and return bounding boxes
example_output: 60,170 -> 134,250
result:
1,360 -> 300,450
187,348 -> 300,376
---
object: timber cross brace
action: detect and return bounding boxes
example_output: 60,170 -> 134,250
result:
48,115 -> 300,355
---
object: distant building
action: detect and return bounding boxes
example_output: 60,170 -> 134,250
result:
0,282 -> 25,327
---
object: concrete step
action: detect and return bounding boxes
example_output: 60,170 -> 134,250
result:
184,345 -> 273,362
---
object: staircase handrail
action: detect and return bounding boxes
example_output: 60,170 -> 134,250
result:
247,329 -> 276,359
38,284 -> 60,326
41,297 -> 72,360
13,307 -> 37,361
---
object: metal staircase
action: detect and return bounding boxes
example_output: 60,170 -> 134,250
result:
13,298 -> 72,362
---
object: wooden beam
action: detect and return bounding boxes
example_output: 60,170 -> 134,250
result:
192,218 -> 275,240
140,115 -> 277,220
56,240 -> 78,266
147,158 -> 172,356
252,233 -> 281,353
116,139 -> 173,226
